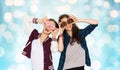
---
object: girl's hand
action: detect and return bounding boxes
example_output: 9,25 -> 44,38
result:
37,17 -> 48,25
59,22 -> 66,29
69,15 -> 79,24
51,28 -> 59,38
59,22 -> 65,34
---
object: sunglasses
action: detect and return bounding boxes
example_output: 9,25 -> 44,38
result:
45,21 -> 55,30
60,18 -> 74,28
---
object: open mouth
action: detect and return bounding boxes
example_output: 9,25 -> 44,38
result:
45,28 -> 49,32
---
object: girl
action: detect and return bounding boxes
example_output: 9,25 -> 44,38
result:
58,14 -> 98,70
22,17 -> 59,70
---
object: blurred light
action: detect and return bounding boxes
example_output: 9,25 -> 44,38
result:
110,10 -> 119,18
16,64 -> 28,70
116,48 -> 120,55
91,47 -> 102,57
107,24 -> 119,32
16,64 -> 31,70
96,0 -> 103,6
84,5 -> 91,11
92,60 -> 101,70
14,0 -> 25,6
4,31 -> 13,43
8,65 -> 16,70
113,61 -> 120,70
22,14 -> 34,34
85,66 -> 90,70
56,5 -> 71,14
106,67 -> 112,70
96,34 -> 111,48
8,64 -> 30,70
8,23 -> 19,32
0,47 -> 5,57
114,0 -> 120,3
4,12 -> 13,22
92,8 -> 102,18
103,1 -> 110,8
13,10 -> 25,18
0,24 -> 5,33
103,35 -> 112,44
5,0 -> 14,6
30,0 -> 40,4
68,0 -> 77,4
30,5 -> 38,13
61,0 -> 67,2
15,53 -> 25,63
87,36 -> 95,47
5,0 -> 25,6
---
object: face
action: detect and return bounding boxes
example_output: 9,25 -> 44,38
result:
43,20 -> 56,34
60,17 -> 73,31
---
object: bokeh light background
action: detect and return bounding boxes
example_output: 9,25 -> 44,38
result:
0,0 -> 120,70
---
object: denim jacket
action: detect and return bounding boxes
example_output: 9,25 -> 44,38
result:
58,24 -> 98,70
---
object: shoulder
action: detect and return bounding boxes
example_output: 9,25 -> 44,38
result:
32,29 -> 39,34
30,29 -> 39,39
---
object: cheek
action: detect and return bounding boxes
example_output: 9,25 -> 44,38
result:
65,25 -> 72,30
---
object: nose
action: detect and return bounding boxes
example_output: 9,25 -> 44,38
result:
66,23 -> 69,26
48,26 -> 51,29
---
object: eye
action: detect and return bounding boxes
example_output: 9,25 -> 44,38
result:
67,18 -> 74,24
45,21 -> 50,26
60,22 -> 67,28
50,25 -> 55,30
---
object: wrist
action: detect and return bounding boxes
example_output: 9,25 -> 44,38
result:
52,35 -> 56,38
59,34 -> 63,38
33,18 -> 38,24
52,38 -> 57,41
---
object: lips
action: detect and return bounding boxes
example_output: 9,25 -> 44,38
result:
45,28 -> 49,32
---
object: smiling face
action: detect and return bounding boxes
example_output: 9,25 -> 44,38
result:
43,20 -> 56,34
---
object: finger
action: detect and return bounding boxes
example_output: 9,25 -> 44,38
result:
69,14 -> 77,21
71,21 -> 78,25
43,16 -> 48,23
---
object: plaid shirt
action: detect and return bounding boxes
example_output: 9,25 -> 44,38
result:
58,24 -> 98,70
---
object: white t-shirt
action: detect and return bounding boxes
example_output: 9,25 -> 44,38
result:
31,38 -> 58,70
31,38 -> 44,70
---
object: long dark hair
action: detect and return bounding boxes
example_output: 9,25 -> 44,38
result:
59,14 -> 81,45
70,24 -> 81,44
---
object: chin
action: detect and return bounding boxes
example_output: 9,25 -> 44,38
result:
66,28 -> 72,31
45,31 -> 50,34
43,30 -> 50,34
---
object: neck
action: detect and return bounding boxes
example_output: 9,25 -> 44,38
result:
40,32 -> 49,41
67,30 -> 72,37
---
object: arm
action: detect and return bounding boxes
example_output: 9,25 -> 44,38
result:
33,17 -> 48,25
70,15 -> 98,36
51,27 -> 64,52
58,28 -> 64,52
58,34 -> 64,52
51,28 -> 59,52
78,18 -> 98,37
51,38 -> 58,52
77,18 -> 98,25
22,29 -> 38,58
70,15 -> 98,25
